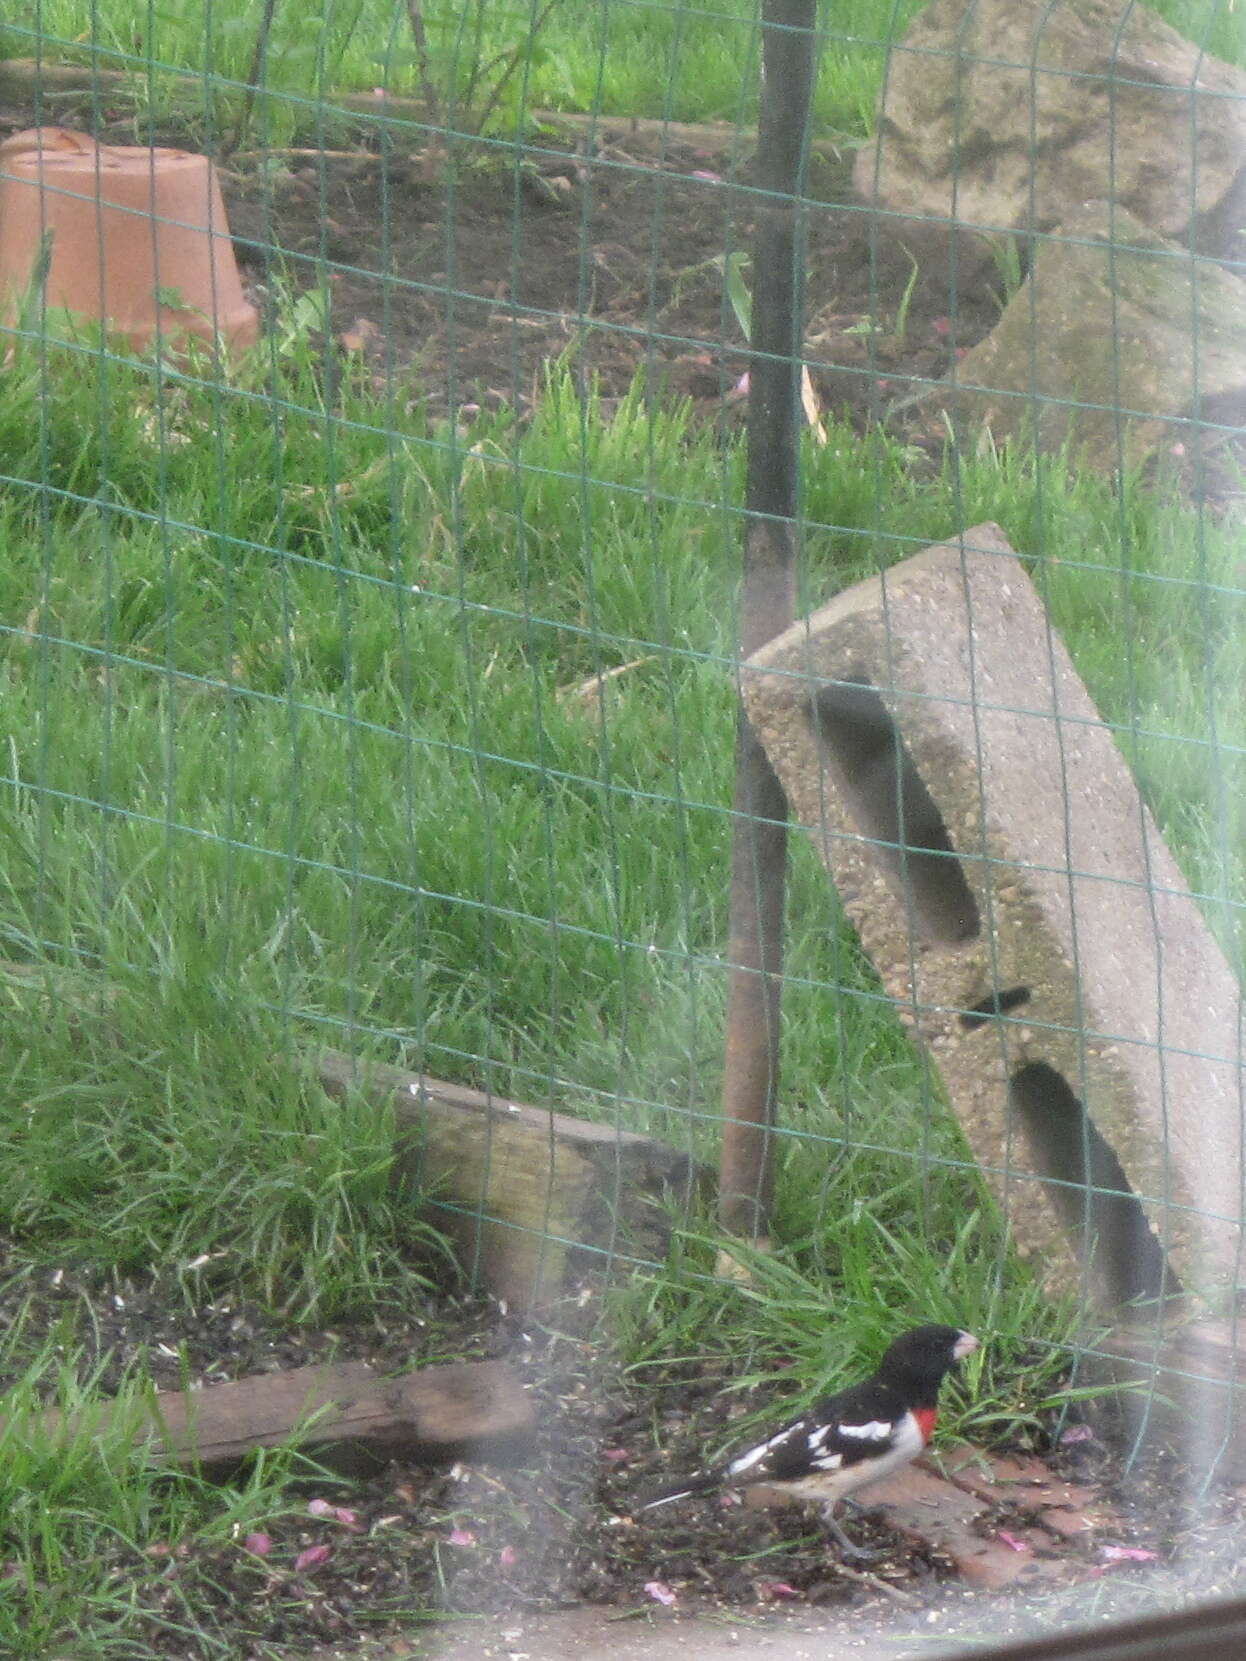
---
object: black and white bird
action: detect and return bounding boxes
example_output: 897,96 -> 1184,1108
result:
639,1324 -> 979,1559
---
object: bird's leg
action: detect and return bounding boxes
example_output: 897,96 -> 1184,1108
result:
823,1503 -> 884,1564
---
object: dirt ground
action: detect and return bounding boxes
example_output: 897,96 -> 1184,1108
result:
220,119 -> 1000,429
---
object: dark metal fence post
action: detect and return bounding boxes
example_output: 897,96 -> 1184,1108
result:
717,0 -> 817,1248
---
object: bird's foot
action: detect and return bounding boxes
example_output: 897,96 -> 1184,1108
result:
838,1540 -> 885,1565
825,1512 -> 885,1563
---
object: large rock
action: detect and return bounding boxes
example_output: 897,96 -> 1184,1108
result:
940,204 -> 1246,468
855,0 -> 1246,254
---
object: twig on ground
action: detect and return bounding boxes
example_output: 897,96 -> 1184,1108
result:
830,1560 -> 920,1606
231,148 -> 374,163
404,0 -> 443,132
557,656 -> 658,708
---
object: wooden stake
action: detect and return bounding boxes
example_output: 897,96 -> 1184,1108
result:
717,1 -> 817,1248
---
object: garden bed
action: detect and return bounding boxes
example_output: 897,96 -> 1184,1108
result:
0,1234 -> 1184,1658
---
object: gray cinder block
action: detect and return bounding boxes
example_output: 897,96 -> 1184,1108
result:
741,524 -> 1244,1303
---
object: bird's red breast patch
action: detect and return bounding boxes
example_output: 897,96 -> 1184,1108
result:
913,1406 -> 938,1443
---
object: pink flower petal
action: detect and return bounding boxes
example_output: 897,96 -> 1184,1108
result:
447,1527 -> 477,1547
294,1544 -> 332,1573
1102,1544 -> 1158,1563
1060,1424 -> 1095,1445
602,1448 -> 630,1464
333,1508 -> 361,1529
998,1531 -> 1030,1553
644,1580 -> 677,1606
690,169 -> 722,184
759,1580 -> 801,1600
307,1498 -> 334,1517
243,1532 -> 272,1557
499,1545 -> 518,1568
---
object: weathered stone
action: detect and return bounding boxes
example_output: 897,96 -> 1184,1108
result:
1091,1315 -> 1246,1481
855,0 -> 1246,255
747,1449 -> 1112,1586
937,204 -> 1246,468
741,525 -> 1245,1303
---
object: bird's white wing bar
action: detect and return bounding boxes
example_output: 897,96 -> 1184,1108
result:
810,1450 -> 845,1471
833,1419 -> 893,1442
725,1427 -> 793,1477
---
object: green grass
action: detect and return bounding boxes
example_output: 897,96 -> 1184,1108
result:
0,1322 -> 324,1658
0,307 -> 1240,1285
4,0 -> 1243,144
0,294 -> 1241,1647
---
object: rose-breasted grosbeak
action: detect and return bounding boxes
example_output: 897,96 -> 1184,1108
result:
639,1323 -> 979,1560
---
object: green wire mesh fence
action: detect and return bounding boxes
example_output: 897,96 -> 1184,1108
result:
0,0 -> 1243,1490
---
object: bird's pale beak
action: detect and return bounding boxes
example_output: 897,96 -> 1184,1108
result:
953,1331 -> 980,1360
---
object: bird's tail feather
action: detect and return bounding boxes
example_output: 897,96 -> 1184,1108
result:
637,1471 -> 720,1511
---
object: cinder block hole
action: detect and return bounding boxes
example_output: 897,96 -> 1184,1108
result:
810,676 -> 979,943
1009,1063 -> 1181,1306
960,986 -> 1031,1029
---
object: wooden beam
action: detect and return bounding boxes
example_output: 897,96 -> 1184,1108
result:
20,1358 -> 534,1478
0,962 -> 704,1307
316,1050 -> 704,1307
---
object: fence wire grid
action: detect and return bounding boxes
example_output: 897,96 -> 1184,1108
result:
0,0 -> 1244,1615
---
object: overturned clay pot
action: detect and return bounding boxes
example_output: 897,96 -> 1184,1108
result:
0,126 -> 257,352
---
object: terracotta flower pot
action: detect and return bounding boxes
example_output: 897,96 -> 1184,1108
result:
0,126 -> 258,352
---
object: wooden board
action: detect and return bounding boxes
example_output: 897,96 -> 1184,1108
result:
317,1050 -> 704,1307
0,59 -> 844,159
16,1358 -> 534,1479
0,961 -> 704,1307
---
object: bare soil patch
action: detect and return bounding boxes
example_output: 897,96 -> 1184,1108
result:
0,94 -> 1000,427
219,123 -> 996,427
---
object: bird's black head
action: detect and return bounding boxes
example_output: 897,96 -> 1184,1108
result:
876,1324 -> 978,1402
